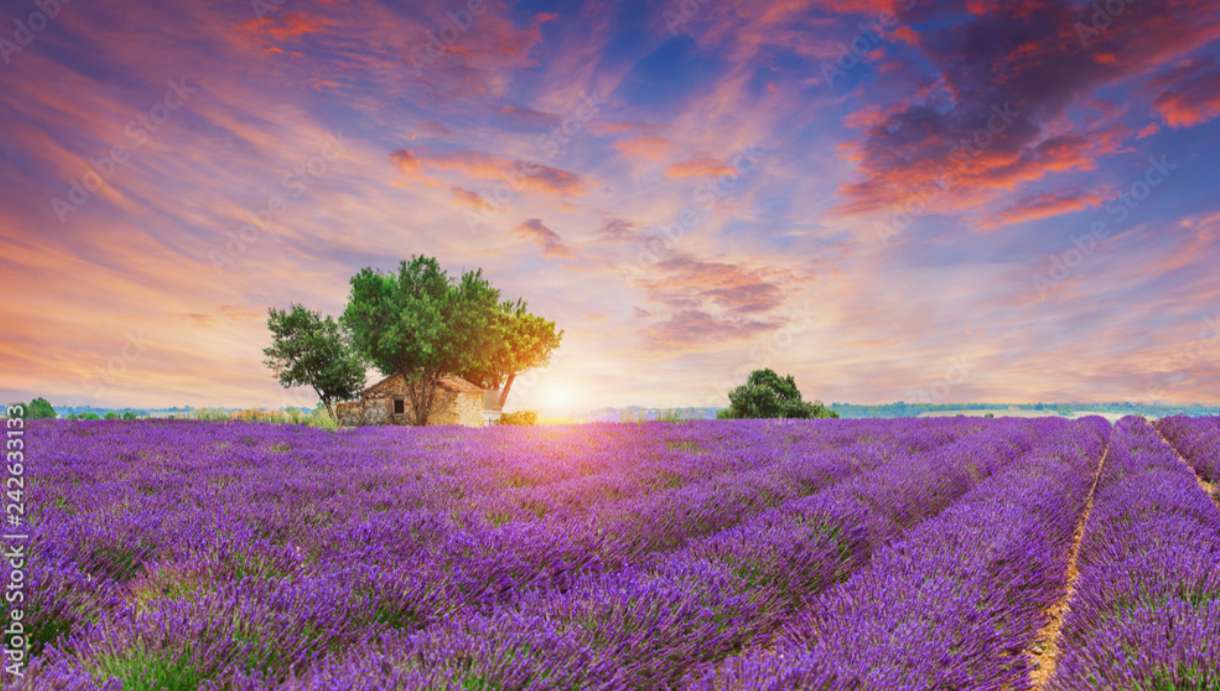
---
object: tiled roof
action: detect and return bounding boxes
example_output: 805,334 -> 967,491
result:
362,373 -> 486,396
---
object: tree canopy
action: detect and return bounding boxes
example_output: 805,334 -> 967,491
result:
718,368 -> 838,420
460,298 -> 563,409
341,256 -> 561,425
264,304 -> 366,421
23,397 -> 56,419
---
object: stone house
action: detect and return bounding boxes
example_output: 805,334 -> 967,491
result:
336,374 -> 491,427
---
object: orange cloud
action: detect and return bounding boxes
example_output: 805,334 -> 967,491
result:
1153,60 -> 1220,127
1136,122 -> 1160,139
614,135 -> 671,161
665,156 -> 737,178
984,190 -> 1104,230
450,186 -> 495,213
391,149 -> 586,196
239,12 -> 333,42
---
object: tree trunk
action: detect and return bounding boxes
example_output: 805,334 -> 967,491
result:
323,399 -> 336,422
405,373 -> 437,426
498,372 -> 516,409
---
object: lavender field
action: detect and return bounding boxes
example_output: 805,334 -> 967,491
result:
14,416 -> 1220,689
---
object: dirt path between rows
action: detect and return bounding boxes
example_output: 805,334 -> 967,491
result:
1025,444 -> 1109,690
1154,427 -> 1220,511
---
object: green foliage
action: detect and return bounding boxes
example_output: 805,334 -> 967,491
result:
718,368 -> 838,420
460,299 -> 562,409
342,256 -> 560,424
264,304 -> 366,421
654,409 -> 690,423
104,412 -> 120,420
24,397 -> 56,419
121,411 -> 139,420
497,410 -> 538,426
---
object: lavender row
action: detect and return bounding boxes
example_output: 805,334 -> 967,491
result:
1156,414 -> 1220,487
1048,416 -> 1220,690
286,418 -> 1056,689
700,416 -> 1109,689
21,419 -> 971,686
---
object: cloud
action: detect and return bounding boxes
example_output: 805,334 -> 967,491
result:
514,218 -> 574,258
640,252 -> 786,315
390,149 -> 423,176
239,12 -> 334,42
614,135 -> 672,161
666,155 -> 737,178
497,104 -> 562,130
1136,122 -> 1161,139
643,310 -> 784,350
390,149 -> 586,196
984,190 -> 1105,229
450,186 -> 495,213
1151,57 -> 1220,127
834,0 -> 1220,220
598,218 -> 636,241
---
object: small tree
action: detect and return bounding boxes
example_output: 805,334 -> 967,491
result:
461,299 -> 562,409
264,304 -> 365,421
25,398 -> 56,419
718,368 -> 838,419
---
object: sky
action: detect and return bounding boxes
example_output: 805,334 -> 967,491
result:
1,0 -> 1219,413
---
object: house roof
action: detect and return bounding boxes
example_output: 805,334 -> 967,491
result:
437,375 -> 486,394
362,373 -> 486,396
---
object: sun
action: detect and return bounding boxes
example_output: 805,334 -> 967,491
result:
541,382 -> 574,413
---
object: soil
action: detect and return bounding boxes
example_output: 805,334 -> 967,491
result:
1025,445 -> 1109,690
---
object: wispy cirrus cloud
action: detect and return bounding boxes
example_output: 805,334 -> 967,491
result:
984,190 -> 1105,230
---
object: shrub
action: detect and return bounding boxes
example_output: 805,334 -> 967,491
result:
498,411 -> 538,426
24,397 -> 57,419
718,369 -> 838,420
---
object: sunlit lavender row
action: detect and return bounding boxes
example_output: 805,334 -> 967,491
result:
13,416 -> 1220,689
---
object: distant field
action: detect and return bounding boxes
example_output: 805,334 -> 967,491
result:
918,408 -> 1130,422
16,416 -> 1220,688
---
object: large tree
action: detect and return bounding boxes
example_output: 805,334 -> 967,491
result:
342,256 -> 559,425
460,298 -> 563,409
718,368 -> 838,420
264,304 -> 365,421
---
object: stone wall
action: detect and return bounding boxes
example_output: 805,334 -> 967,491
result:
336,386 -> 484,427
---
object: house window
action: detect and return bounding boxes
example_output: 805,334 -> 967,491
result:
393,398 -> 405,415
